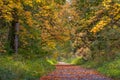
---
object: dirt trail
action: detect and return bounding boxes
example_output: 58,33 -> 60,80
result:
40,62 -> 112,80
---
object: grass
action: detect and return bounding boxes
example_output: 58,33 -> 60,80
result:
97,58 -> 120,79
70,57 -> 85,65
47,58 -> 58,65
0,55 -> 55,80
80,57 -> 120,80
66,54 -> 120,80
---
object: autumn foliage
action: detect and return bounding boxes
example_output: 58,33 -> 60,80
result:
0,0 -> 120,79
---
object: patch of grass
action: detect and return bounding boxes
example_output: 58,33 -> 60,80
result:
71,57 -> 86,65
47,58 -> 58,65
80,56 -> 120,80
64,58 -> 74,63
0,55 -> 55,80
97,58 -> 120,79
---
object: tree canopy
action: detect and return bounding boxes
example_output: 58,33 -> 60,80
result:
0,0 -> 120,60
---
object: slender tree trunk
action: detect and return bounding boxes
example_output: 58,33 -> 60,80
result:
14,22 -> 19,54
9,21 -> 19,54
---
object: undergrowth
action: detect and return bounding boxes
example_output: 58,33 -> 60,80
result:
66,54 -> 120,80
80,55 -> 120,80
0,55 -> 55,80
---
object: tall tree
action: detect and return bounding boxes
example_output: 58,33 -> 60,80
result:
72,0 -> 120,60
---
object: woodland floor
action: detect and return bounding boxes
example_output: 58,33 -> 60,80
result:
40,62 -> 112,80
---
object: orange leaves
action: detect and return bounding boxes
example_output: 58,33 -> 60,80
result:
40,1 -> 72,49
25,11 -> 31,17
90,17 -> 111,33
90,1 -> 120,34
41,65 -> 110,80
24,11 -> 34,26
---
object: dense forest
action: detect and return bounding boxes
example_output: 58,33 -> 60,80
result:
0,0 -> 120,80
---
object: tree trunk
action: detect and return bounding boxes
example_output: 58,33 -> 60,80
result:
9,21 -> 19,54
14,22 -> 19,54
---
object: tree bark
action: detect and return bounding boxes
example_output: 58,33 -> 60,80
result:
9,21 -> 19,54
14,22 -> 19,54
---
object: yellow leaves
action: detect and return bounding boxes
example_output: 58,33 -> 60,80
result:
40,1 -> 75,49
113,25 -> 118,29
102,0 -> 112,9
115,14 -> 120,20
90,16 -> 111,33
116,3 -> 120,7
91,1 -> 120,34
108,3 -> 120,17
43,6 -> 51,9
42,41 -> 57,50
112,5 -> 120,20
103,0 -> 120,11
0,0 -> 3,7
2,14 -> 13,22
7,1 -> 22,11
24,0 -> 33,7
8,1 -> 16,8
0,1 -> 13,21
24,11 -> 34,26
52,52 -> 58,59
0,0 -> 24,22
47,41 -> 56,49
36,0 -> 41,3
30,35 -> 35,39
25,11 -> 31,17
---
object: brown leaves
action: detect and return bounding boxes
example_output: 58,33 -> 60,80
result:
40,65 -> 111,80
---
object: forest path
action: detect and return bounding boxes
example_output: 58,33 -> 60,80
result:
40,62 -> 112,80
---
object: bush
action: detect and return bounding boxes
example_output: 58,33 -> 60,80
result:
71,57 -> 86,65
81,54 -> 120,80
0,55 -> 55,80
47,58 -> 58,65
0,67 -> 16,80
97,58 -> 120,79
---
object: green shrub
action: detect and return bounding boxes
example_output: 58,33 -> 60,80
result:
81,55 -> 120,80
97,58 -> 120,79
64,58 -> 74,63
47,58 -> 58,65
0,67 -> 16,80
0,55 -> 55,80
71,57 -> 86,65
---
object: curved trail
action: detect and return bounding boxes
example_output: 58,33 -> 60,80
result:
40,62 -> 112,80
